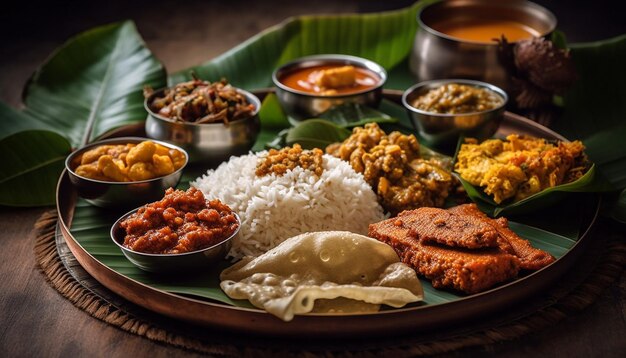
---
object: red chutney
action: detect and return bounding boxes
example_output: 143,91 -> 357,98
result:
120,187 -> 238,254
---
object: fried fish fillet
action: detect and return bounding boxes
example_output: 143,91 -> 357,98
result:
369,218 -> 520,294
398,207 -> 499,249
368,203 -> 555,294
448,204 -> 555,270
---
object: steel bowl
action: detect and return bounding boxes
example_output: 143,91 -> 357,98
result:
402,79 -> 508,150
111,210 -> 238,273
272,54 -> 387,121
144,87 -> 260,165
409,0 -> 556,92
65,137 -> 188,209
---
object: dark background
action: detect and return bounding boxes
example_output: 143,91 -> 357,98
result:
2,0 -> 624,42
1,0 -> 624,107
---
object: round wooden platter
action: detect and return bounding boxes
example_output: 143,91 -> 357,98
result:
55,92 -> 600,338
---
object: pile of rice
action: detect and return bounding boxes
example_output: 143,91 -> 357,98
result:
191,152 -> 385,259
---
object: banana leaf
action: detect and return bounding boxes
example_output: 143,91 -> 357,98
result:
319,103 -> 398,128
0,21 -> 167,206
557,35 -> 626,138
68,182 -> 582,308
0,101 -> 71,206
556,35 -> 626,198
254,91 -> 403,152
285,119 -> 352,149
22,21 -> 167,147
0,130 -> 70,206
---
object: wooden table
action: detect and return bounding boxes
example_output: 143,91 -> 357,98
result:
1,1 -> 625,356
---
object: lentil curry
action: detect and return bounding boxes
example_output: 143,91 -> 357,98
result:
256,144 -> 324,177
411,83 -> 503,114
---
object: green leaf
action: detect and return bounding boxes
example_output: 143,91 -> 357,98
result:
22,21 -> 166,147
558,35 -> 626,138
319,103 -> 398,127
580,124 -> 626,191
251,93 -> 291,151
264,128 -> 290,150
252,129 -> 283,152
285,119 -> 351,150
0,21 -> 167,206
0,130 -> 71,206
554,35 -> 626,212
0,97 -> 70,206
551,30 -> 568,49
0,102 -> 53,140
258,93 -> 290,130
169,1 -> 438,89
68,192 -> 580,308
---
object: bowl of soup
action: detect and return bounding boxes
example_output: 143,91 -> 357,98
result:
409,0 -> 556,92
272,54 -> 387,121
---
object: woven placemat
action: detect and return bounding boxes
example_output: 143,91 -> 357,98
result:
34,210 -> 626,356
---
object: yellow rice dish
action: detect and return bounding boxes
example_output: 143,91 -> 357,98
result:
454,134 -> 588,204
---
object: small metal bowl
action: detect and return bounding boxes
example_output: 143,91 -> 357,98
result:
111,210 -> 238,273
409,0 -> 556,92
272,54 -> 387,121
402,79 -> 508,150
65,137 -> 188,209
144,87 -> 261,165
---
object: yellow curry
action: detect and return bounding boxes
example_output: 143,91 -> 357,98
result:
73,140 -> 186,182
454,134 -> 587,204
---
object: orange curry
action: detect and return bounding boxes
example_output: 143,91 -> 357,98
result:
280,64 -> 380,96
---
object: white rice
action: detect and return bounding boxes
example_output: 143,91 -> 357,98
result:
191,152 -> 385,259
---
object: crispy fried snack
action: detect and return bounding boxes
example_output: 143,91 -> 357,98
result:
398,207 -> 499,249
448,204 -> 555,270
369,216 -> 520,294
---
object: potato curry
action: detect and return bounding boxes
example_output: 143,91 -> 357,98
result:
326,123 -> 453,214
72,140 -> 186,182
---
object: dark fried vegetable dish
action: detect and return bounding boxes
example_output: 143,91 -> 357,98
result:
146,77 -> 255,125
